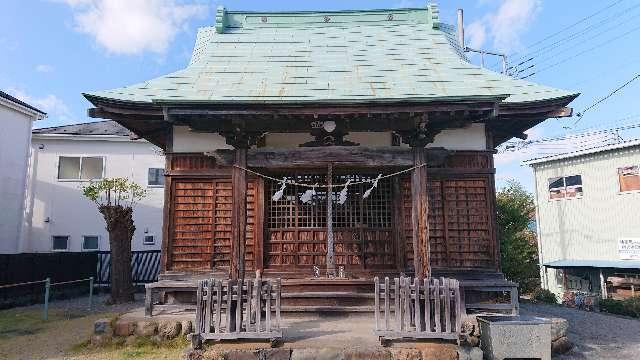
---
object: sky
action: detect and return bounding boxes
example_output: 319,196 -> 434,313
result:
1,0 -> 639,191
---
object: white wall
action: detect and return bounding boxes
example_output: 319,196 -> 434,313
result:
532,146 -> 640,296
0,106 -> 35,253
428,123 -> 487,150
23,136 -> 165,252
172,126 -> 232,152
171,123 -> 487,152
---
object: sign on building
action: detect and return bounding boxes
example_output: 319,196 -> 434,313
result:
618,238 -> 640,260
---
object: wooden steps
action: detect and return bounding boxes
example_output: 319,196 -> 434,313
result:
282,305 -> 375,312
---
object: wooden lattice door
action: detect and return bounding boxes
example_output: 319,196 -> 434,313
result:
265,172 -> 396,271
401,176 -> 494,270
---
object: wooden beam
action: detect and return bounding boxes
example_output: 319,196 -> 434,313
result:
411,148 -> 430,278
247,147 -> 414,167
167,101 -> 499,116
230,149 -> 247,280
201,147 -> 455,169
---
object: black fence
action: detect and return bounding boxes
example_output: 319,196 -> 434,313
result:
0,252 -> 97,308
96,250 -> 161,285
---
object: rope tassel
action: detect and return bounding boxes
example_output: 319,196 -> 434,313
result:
271,177 -> 288,201
363,174 -> 382,199
300,183 -> 317,204
338,179 -> 352,205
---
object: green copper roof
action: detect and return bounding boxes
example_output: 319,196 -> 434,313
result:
85,5 -> 577,105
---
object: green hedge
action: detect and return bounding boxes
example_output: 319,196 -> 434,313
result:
600,296 -> 640,318
530,288 -> 558,304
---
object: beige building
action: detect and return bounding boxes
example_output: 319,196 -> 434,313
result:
527,140 -> 640,300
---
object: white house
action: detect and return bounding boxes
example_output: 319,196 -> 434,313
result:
23,121 -> 165,253
527,140 -> 640,300
0,90 -> 46,254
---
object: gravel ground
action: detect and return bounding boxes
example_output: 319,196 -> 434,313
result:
521,303 -> 640,360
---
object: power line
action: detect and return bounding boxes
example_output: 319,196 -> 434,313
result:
491,0 -> 626,69
520,0 -> 624,52
521,7 -> 640,68
510,2 -> 640,64
530,24 -> 640,77
573,74 -> 640,126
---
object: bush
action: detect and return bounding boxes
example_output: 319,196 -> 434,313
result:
625,296 -> 640,317
603,296 -> 640,317
600,296 -> 640,318
531,288 -> 558,304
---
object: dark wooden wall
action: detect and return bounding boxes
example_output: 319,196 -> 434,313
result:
162,150 -> 497,274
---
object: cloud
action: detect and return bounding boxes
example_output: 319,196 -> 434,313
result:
393,0 -> 421,8
58,0 -> 207,55
5,87 -> 73,121
467,0 -> 541,52
35,64 -> 54,73
466,21 -> 487,49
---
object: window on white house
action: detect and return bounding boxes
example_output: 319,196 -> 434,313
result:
52,235 -> 69,251
82,235 -> 99,251
148,168 -> 164,186
548,175 -> 583,199
143,235 -> 156,245
618,166 -> 640,192
58,156 -> 104,180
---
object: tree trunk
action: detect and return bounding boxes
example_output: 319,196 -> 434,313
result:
99,204 -> 135,303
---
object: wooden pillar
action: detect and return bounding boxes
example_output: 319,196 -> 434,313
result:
326,164 -> 336,277
411,147 -> 429,278
392,178 -> 406,272
230,148 -> 247,280
160,126 -> 173,272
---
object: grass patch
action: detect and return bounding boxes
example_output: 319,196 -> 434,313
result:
0,308 -> 73,339
69,336 -> 189,360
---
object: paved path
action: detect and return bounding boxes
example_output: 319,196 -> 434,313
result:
521,303 -> 640,359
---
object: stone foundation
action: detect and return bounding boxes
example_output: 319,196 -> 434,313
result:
91,317 -> 193,346
183,343 -> 458,360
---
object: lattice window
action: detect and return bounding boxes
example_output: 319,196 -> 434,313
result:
267,173 -> 392,230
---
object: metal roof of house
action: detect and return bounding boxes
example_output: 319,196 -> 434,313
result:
544,259 -> 640,269
525,139 -> 640,166
0,90 -> 47,116
33,120 -> 131,136
84,5 -> 577,106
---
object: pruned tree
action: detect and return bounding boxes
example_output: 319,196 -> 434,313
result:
83,178 -> 146,303
496,180 -> 540,294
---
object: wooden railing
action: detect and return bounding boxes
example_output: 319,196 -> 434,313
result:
374,276 -> 463,343
192,277 -> 283,348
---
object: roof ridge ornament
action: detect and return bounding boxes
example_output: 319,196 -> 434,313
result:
215,5 -> 227,34
428,3 -> 440,29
